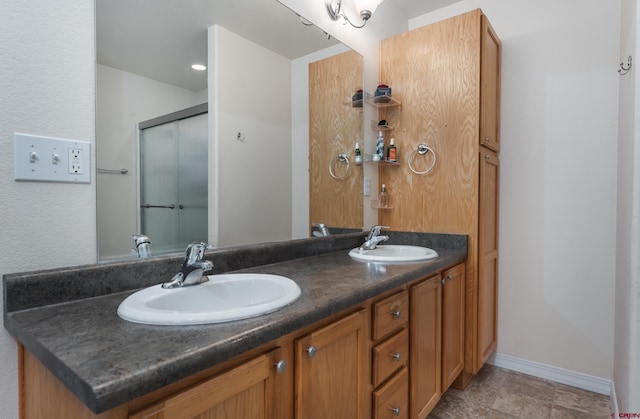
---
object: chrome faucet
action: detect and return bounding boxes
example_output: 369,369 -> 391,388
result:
312,223 -> 330,237
359,225 -> 390,251
162,242 -> 214,289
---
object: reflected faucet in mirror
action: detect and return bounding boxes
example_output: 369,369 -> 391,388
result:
131,235 -> 152,259
312,223 -> 330,237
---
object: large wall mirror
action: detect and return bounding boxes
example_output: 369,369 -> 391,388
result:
96,0 -> 364,261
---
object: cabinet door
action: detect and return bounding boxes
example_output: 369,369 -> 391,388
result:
478,150 -> 499,366
410,275 -> 442,419
480,15 -> 501,152
129,348 -> 286,419
441,263 -> 465,391
295,309 -> 369,419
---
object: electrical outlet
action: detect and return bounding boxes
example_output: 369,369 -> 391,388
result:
69,148 -> 83,174
14,133 -> 91,183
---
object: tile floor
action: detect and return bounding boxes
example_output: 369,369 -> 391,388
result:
428,365 -> 612,419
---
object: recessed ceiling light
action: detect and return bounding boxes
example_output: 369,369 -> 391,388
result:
191,64 -> 206,71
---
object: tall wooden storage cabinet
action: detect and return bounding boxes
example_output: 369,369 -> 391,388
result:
379,8 -> 501,387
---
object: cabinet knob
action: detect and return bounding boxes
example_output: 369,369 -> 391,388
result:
447,274 -> 453,281
390,352 -> 401,362
392,310 -> 401,318
390,406 -> 401,416
274,360 -> 287,374
484,137 -> 490,143
485,154 -> 490,160
440,278 -> 445,285
306,346 -> 317,358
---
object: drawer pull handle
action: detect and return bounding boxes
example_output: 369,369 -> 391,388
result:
275,360 -> 287,374
390,352 -> 401,361
390,406 -> 401,416
306,346 -> 317,358
392,310 -> 401,318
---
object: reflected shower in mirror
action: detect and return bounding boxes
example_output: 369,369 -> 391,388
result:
96,0 -> 363,261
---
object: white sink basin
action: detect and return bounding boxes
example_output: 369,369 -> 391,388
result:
117,273 -> 301,325
349,245 -> 438,262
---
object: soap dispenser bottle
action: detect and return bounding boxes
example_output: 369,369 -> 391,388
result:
376,130 -> 385,160
379,184 -> 389,208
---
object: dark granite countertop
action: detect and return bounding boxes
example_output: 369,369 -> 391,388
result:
3,232 -> 467,414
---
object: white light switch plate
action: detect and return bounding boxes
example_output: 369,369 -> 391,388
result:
14,133 -> 91,183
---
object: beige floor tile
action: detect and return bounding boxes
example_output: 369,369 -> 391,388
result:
553,384 -> 612,417
550,404 -> 609,419
430,365 -> 613,419
485,410 -> 518,419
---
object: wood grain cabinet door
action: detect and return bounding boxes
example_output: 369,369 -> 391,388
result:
129,348 -> 286,419
478,150 -> 499,367
295,309 -> 369,419
441,263 -> 465,391
480,14 -> 502,152
410,275 -> 442,419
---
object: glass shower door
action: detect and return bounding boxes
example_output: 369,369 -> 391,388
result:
140,112 -> 208,254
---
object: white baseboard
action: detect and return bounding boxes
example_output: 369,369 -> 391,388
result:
488,352 -> 613,396
611,380 -> 619,418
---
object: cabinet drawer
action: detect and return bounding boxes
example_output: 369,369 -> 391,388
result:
372,290 -> 408,340
373,366 -> 408,419
372,329 -> 408,388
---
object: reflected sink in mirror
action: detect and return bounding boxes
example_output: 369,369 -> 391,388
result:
117,273 -> 301,325
349,245 -> 438,262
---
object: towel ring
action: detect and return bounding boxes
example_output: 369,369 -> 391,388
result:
408,143 -> 436,175
329,152 -> 350,179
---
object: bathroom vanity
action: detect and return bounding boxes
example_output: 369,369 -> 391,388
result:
4,232 -> 466,418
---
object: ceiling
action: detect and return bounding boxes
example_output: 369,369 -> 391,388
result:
96,0 -> 461,92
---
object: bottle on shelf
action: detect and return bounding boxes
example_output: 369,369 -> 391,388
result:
387,138 -> 397,162
354,142 -> 362,164
379,184 -> 389,208
376,130 -> 385,160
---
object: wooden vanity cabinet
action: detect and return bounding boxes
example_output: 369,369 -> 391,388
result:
478,150 -> 499,366
410,275 -> 442,419
18,262 -> 469,419
371,291 -> 409,419
128,348 -> 285,419
480,15 -> 501,152
441,263 -> 465,391
379,8 -> 501,388
295,309 -> 370,419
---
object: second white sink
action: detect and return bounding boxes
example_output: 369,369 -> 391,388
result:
349,245 -> 438,262
117,273 -> 301,325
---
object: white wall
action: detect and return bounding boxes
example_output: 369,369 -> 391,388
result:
0,0 -> 96,417
96,64 -> 204,260
209,25 -> 292,247
615,0 -> 640,412
411,0 -> 620,380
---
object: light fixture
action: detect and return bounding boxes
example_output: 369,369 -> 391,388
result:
191,64 -> 206,71
326,0 -> 384,28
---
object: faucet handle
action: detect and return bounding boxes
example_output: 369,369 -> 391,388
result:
184,242 -> 208,266
367,225 -> 390,239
